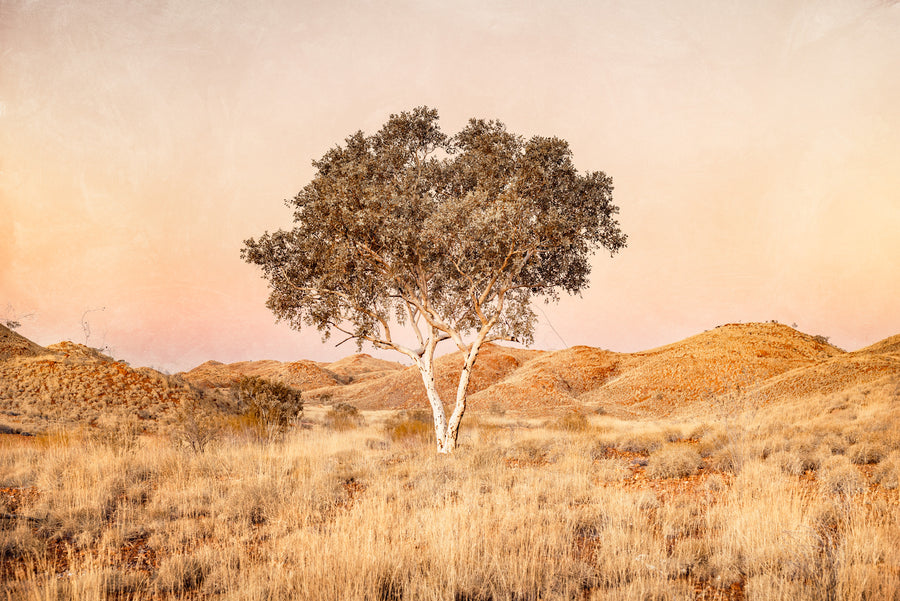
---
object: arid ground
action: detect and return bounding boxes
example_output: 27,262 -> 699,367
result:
1,322 -> 898,600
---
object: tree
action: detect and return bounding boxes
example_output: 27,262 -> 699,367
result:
242,107 -> 626,453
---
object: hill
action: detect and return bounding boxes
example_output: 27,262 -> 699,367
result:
4,323 -> 897,431
180,353 -> 407,393
308,344 -> 543,410
855,333 -> 900,357
0,324 -> 47,360
749,352 -> 900,403
181,359 -> 343,390
179,323 -> 896,417
325,354 -> 407,383
578,322 -> 844,415
0,334 -> 220,433
467,346 -> 621,411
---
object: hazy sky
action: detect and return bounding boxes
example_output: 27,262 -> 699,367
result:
2,0 -> 899,372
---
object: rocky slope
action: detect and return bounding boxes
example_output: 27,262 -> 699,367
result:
294,323 -> 897,417
301,344 -> 543,410
180,354 -> 406,393
2,323 -> 897,430
0,325 -> 218,433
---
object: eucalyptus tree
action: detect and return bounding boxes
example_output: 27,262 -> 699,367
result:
242,107 -> 626,453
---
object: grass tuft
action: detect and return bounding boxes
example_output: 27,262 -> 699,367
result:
646,443 -> 702,479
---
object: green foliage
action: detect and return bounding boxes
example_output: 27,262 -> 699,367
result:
241,106 -> 625,350
242,107 -> 625,452
232,376 -> 303,440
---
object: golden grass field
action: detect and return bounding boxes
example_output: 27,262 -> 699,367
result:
1,323 -> 899,600
1,385 -> 899,601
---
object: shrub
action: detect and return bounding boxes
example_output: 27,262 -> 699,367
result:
170,397 -> 224,453
383,410 -> 433,445
323,403 -> 365,431
848,441 -> 886,465
873,451 -> 900,489
155,553 -> 211,594
614,430 -> 666,454
766,450 -> 805,476
646,444 -> 702,479
232,376 -> 302,440
88,420 -> 141,454
503,438 -> 558,465
818,455 -> 867,496
816,433 -> 846,455
700,474 -> 726,493
594,458 -> 629,482
551,410 -> 590,432
696,426 -> 728,458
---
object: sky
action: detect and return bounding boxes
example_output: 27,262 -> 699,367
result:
2,0 -> 899,373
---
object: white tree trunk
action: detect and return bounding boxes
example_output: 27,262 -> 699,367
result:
444,333 -> 489,453
414,327 -> 492,454
415,356 -> 450,452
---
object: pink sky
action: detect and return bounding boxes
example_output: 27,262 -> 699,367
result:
2,1 -> 899,372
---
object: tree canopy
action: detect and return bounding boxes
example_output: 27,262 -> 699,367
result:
242,106 -> 626,452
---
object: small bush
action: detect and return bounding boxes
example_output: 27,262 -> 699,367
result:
232,376 -> 302,440
848,441 -> 886,465
669,538 -> 713,580
700,474 -> 726,493
551,410 -> 590,432
766,450 -> 805,476
503,438 -> 557,465
593,458 -> 629,482
873,451 -> 900,489
171,398 -> 224,452
323,403 -> 365,431
155,553 -> 211,594
818,455 -> 867,496
0,525 -> 42,563
88,420 -> 141,454
696,427 -> 728,457
646,444 -> 702,479
615,430 -> 666,454
708,441 -> 758,474
383,410 -> 433,445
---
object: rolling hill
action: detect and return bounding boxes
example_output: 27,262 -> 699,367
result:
0,325 -> 219,433
2,322 -> 897,432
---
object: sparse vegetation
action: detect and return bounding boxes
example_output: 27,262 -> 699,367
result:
1,323 -> 898,599
170,397 -> 226,453
0,407 -> 897,601
646,443 -> 702,478
873,451 -> 900,489
232,376 -> 303,441
382,410 -> 433,445
323,403 -> 365,431
550,409 -> 591,432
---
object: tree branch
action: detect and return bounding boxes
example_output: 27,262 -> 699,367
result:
278,268 -> 398,350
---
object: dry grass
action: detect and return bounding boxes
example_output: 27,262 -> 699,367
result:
1,380 -> 898,600
646,443 -> 702,479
